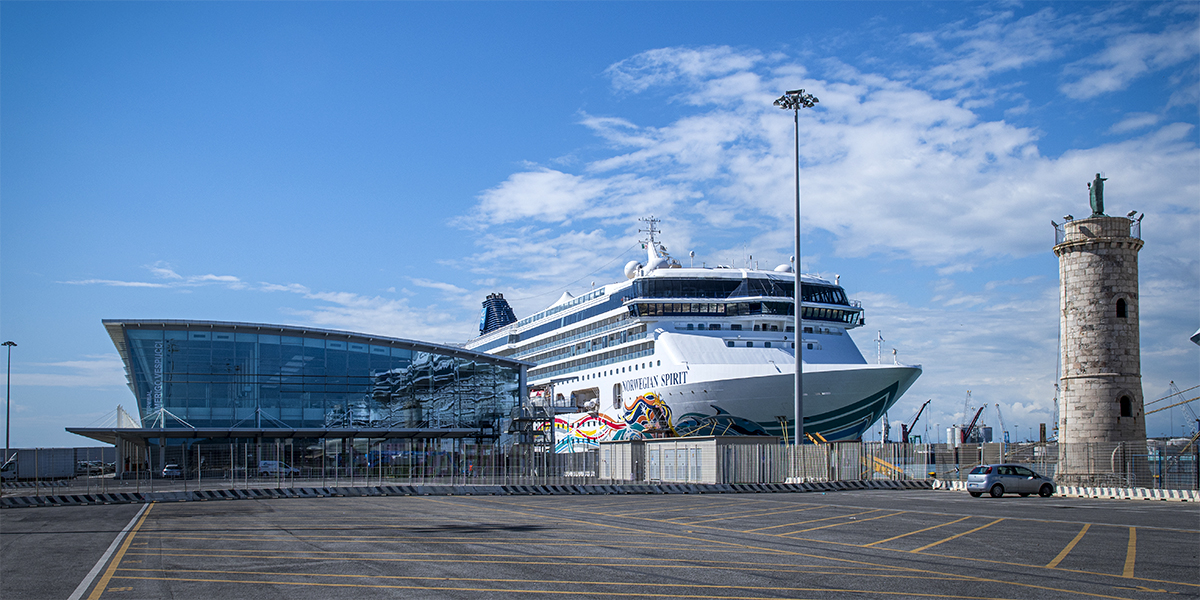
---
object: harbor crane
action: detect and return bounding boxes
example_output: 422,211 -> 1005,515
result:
900,399 -> 931,444
961,406 -> 986,444
994,403 -> 1010,444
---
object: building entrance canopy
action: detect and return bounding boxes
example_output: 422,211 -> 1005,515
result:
66,426 -> 486,446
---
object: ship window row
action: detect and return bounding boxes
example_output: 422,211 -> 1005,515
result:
512,314 -> 631,359
801,306 -> 862,324
724,341 -> 796,349
579,360 -> 662,382
514,287 -> 608,328
630,278 -> 850,306
522,325 -> 647,365
528,341 -> 654,380
629,301 -> 796,318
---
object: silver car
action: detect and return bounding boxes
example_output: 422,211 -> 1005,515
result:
966,463 -> 1055,498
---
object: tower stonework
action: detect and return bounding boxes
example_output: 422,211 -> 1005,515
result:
1053,202 -> 1146,485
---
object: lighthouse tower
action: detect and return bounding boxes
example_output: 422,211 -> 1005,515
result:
1053,174 -> 1146,485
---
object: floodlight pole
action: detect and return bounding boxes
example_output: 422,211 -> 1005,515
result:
3,341 -> 16,455
774,89 -> 818,446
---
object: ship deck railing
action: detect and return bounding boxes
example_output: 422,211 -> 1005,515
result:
530,346 -> 654,382
513,318 -> 637,360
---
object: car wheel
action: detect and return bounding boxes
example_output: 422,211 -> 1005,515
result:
989,484 -> 1004,498
258,471 -> 268,477
1019,493 -> 1030,497
969,491 -> 982,497
1039,484 -> 1054,498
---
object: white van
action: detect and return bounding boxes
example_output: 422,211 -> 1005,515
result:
257,461 -> 300,477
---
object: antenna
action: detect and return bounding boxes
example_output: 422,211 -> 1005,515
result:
875,330 -> 885,364
637,216 -> 662,246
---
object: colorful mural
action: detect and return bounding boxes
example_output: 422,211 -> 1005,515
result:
675,406 -> 771,437
551,392 -> 774,452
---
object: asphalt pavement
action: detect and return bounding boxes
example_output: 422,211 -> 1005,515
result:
2,489 -> 1197,599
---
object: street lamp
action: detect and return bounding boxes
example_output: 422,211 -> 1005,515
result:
774,88 -> 818,445
4,340 -> 15,456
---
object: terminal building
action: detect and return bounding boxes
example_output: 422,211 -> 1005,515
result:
68,320 -> 532,476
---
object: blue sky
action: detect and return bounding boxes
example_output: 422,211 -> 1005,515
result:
2,2 -> 1197,447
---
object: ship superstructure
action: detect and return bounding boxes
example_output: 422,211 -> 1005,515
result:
465,219 -> 921,451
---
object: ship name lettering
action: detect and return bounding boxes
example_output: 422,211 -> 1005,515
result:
622,371 -> 686,392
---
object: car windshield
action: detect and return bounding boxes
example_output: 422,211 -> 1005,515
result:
969,466 -> 991,474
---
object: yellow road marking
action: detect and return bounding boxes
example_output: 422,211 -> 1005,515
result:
87,503 -> 154,600
108,574 -> 1038,600
745,508 -> 882,532
1046,524 -> 1090,568
910,519 -> 1003,553
117,566 -> 976,586
403,497 -> 1183,599
780,512 -> 906,536
1122,527 -> 1136,578
681,503 -> 827,525
126,549 -> 913,575
863,516 -> 972,547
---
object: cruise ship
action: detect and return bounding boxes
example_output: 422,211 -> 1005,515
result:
465,219 -> 921,451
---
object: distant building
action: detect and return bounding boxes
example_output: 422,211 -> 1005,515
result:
1052,177 -> 1146,485
68,320 -> 531,475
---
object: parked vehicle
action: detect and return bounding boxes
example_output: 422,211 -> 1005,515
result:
257,461 -> 300,477
967,464 -> 1055,498
161,464 -> 183,478
0,449 -> 77,481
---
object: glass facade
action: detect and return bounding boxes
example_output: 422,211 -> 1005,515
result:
112,321 -> 526,432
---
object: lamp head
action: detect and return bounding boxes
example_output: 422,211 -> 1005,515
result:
774,89 -> 819,110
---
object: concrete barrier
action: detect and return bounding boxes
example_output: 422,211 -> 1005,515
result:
931,479 -> 1197,502
1,479 -> 941,508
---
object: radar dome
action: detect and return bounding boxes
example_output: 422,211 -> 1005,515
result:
774,264 -> 793,273
624,261 -> 642,280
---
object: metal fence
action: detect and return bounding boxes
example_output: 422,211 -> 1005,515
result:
3,438 -> 1196,497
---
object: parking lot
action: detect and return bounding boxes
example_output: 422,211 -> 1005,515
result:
3,489 -> 1197,599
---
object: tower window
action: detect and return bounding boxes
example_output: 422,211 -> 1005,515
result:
1116,298 -> 1127,318
1119,396 -> 1132,417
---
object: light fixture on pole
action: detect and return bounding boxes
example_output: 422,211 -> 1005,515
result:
3,341 -> 15,456
775,89 -> 818,446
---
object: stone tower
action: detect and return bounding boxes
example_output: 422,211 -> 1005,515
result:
1053,174 -> 1146,485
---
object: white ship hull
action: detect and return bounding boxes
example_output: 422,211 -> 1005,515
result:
547,332 -> 921,451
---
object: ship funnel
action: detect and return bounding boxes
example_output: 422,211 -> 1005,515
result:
479,293 -> 517,335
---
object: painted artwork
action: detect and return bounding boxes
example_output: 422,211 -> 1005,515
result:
550,392 -> 770,452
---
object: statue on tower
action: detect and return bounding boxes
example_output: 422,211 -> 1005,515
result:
1088,173 -> 1107,216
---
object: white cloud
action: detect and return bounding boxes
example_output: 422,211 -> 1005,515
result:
287,292 -> 474,343
1061,23 -> 1200,100
62,264 -> 247,290
1111,112 -> 1162,133
606,46 -> 765,94
913,7 -> 1070,92
12,354 -> 127,388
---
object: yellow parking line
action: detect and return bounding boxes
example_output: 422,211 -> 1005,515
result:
863,516 -> 972,547
744,508 -> 882,533
909,518 -> 1003,553
1122,527 -> 1136,578
683,504 -> 826,525
87,503 -> 154,600
780,511 -> 905,536
1045,524 -> 1089,568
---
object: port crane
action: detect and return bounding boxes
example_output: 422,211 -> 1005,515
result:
900,399 -> 931,444
994,403 -> 1010,444
961,405 -> 986,444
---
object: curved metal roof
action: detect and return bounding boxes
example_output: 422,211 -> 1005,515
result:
102,319 -> 533,390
